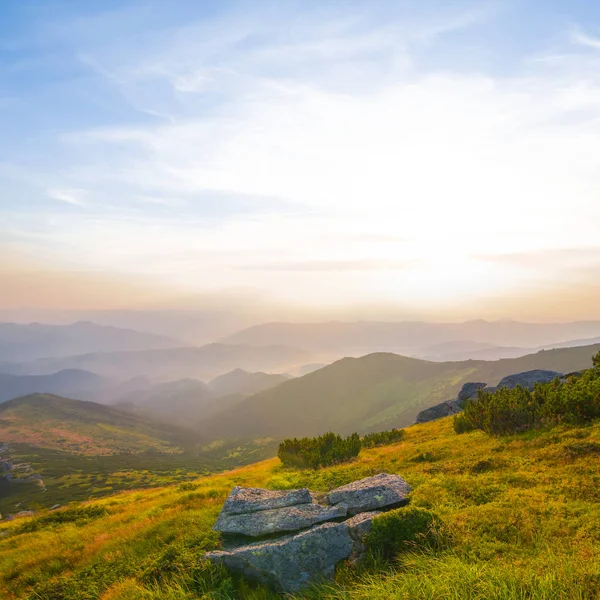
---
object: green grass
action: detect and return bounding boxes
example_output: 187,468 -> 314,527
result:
2,416 -> 600,599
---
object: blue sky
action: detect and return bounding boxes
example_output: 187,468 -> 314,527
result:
1,0 -> 600,319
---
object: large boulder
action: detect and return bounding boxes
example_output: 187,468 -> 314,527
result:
214,502 -> 347,537
497,370 -> 562,390
458,382 -> 487,401
206,522 -> 353,593
415,398 -> 463,423
327,473 -> 411,514
219,486 -> 312,515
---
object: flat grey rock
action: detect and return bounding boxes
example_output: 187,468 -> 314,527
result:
458,382 -> 487,401
497,370 -> 562,390
214,502 -> 347,537
327,473 -> 411,514
220,486 -> 312,516
206,522 -> 353,593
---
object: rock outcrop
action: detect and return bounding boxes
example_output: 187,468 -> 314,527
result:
496,370 -> 561,390
415,398 -> 464,423
219,486 -> 312,515
214,502 -> 347,537
416,370 -> 564,424
458,382 -> 487,401
327,473 -> 411,514
207,522 -> 353,593
206,473 -> 411,591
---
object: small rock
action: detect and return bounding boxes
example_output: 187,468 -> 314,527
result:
458,382 -> 487,401
206,522 -> 353,593
327,473 -> 411,514
214,502 -> 347,537
220,486 -> 312,515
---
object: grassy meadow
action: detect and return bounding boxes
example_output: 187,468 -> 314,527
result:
2,415 -> 600,599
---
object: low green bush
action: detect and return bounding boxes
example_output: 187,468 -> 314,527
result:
361,428 -> 405,448
367,506 -> 442,558
278,432 -> 361,468
278,427 -> 406,469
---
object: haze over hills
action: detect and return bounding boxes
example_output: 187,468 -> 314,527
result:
0,321 -> 184,362
0,394 -> 199,455
114,370 -> 291,426
222,320 -> 600,360
2,343 -> 310,381
200,343 -> 600,440
0,370 -> 112,404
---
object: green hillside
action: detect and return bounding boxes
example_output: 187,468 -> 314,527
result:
0,394 -> 198,455
201,344 -> 600,439
0,394 -> 278,513
2,414 -> 600,599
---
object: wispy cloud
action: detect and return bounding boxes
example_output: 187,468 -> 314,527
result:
1,1 -> 600,318
47,189 -> 88,207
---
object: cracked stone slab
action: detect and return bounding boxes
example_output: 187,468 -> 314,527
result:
206,522 -> 353,593
219,486 -> 312,516
327,473 -> 411,514
214,502 -> 347,537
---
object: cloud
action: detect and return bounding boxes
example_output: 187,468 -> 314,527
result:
1,1 -> 600,318
571,28 -> 600,51
47,188 -> 88,207
236,259 -> 420,272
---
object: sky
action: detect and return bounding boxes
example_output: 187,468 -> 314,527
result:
1,0 -> 600,321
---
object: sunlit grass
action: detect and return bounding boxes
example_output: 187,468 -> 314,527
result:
2,417 -> 600,599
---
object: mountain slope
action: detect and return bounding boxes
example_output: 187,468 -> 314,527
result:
0,394 -> 199,454
9,343 -> 311,380
208,369 -> 291,397
0,321 -> 184,362
200,344 -> 600,439
2,416 -> 599,599
0,370 -> 112,404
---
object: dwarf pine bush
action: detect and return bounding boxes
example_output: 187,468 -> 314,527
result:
277,432 -> 361,468
361,428 -> 405,448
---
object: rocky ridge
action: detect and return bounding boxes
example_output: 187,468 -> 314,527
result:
206,473 -> 410,592
415,369 -> 563,424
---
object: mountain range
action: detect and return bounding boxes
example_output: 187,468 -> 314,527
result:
199,343 -> 600,440
222,320 -> 600,360
1,343 -> 309,380
0,321 -> 183,362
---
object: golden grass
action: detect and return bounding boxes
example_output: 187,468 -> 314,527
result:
1,417 -> 600,599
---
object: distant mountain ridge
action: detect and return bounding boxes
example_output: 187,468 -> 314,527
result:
0,321 -> 185,362
222,320 -> 600,359
199,343 -> 600,441
2,343 -> 310,381
0,369 -> 111,404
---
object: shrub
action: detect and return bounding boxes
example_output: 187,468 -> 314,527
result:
278,427 -> 406,469
361,428 -> 406,448
455,353 -> 600,436
277,432 -> 361,469
453,413 -> 474,434
367,507 -> 442,558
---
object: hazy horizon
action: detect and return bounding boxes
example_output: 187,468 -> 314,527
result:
2,1 -> 600,321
